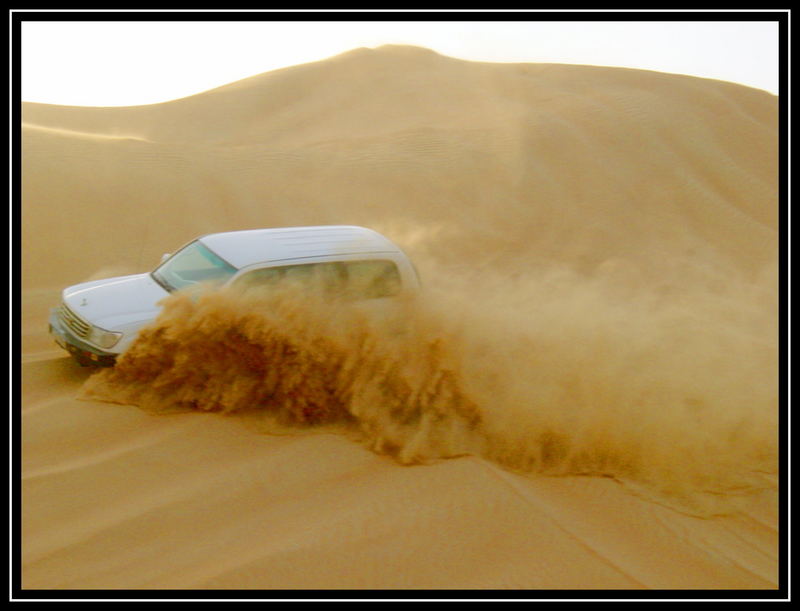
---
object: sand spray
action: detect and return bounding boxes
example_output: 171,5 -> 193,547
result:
81,255 -> 777,511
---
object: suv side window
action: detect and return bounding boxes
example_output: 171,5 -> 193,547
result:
231,260 -> 402,300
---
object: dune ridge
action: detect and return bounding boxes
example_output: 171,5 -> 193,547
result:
21,45 -> 779,591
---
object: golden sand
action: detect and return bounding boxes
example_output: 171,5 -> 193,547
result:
21,46 -> 778,591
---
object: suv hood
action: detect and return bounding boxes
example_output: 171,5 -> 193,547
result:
63,273 -> 169,330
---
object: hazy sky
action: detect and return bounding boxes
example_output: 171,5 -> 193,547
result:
18,14 -> 782,107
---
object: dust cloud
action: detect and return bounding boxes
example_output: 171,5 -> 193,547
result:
82,251 -> 778,510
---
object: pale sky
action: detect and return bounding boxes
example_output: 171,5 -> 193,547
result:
17,15 -> 782,107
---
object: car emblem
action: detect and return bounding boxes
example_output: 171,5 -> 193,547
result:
80,298 -> 88,307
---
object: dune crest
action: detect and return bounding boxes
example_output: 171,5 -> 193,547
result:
21,47 -> 779,591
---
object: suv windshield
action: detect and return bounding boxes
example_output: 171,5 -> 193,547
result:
152,240 -> 237,292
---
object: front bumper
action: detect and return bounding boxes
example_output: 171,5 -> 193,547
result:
49,308 -> 117,367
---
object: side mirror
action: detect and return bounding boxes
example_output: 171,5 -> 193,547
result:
161,253 -> 171,263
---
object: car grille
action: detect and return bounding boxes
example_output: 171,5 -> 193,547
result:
59,303 -> 90,339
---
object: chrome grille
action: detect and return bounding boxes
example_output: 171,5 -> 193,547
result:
59,303 -> 90,339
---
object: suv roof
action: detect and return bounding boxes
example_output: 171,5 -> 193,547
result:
198,225 -> 403,269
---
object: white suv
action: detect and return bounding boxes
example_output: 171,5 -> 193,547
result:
49,225 -> 420,366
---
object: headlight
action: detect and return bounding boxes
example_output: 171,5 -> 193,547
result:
88,325 -> 122,349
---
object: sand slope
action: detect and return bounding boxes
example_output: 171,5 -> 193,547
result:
20,45 -> 779,592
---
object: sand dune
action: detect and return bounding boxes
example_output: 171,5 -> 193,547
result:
20,45 -> 779,593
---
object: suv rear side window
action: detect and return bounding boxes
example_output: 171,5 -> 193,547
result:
231,260 -> 402,300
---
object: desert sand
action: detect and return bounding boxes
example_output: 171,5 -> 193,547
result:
19,46 -> 780,593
